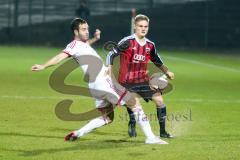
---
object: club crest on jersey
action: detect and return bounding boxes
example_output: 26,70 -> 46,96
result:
146,48 -> 150,54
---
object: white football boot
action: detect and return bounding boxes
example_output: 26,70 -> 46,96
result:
145,137 -> 168,144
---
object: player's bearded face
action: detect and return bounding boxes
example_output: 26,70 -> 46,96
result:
135,20 -> 149,38
77,23 -> 89,41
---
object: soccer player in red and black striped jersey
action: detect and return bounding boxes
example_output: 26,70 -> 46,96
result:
106,14 -> 175,138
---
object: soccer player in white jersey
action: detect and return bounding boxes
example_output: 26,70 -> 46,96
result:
31,18 -> 168,144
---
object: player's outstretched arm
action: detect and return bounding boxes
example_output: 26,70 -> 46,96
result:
87,29 -> 101,45
31,52 -> 69,71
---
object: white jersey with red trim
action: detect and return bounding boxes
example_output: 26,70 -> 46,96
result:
62,40 -> 127,107
63,40 -> 107,81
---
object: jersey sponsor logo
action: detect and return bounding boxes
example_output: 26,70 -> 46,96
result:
133,54 -> 145,62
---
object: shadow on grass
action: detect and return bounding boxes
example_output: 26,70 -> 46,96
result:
0,132 -> 62,139
92,130 -> 128,137
127,152 -> 147,157
48,127 -> 128,137
2,138 -> 144,157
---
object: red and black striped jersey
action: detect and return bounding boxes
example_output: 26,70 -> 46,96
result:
106,34 -> 163,84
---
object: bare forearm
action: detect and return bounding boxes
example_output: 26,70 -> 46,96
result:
158,64 -> 175,80
88,29 -> 101,45
32,51 -> 69,72
32,52 -> 68,71
42,55 -> 61,68
158,64 -> 169,74
87,37 -> 98,45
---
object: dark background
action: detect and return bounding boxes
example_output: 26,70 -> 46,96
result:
0,0 -> 239,48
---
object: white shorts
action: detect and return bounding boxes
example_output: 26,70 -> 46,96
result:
88,75 -> 127,108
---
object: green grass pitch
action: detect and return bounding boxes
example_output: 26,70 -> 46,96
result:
0,46 -> 240,160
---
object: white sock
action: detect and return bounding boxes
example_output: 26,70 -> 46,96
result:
75,116 -> 108,137
132,107 -> 156,139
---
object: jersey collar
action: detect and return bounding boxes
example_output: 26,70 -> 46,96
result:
134,34 -> 146,46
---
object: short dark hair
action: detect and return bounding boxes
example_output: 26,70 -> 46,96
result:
70,18 -> 87,34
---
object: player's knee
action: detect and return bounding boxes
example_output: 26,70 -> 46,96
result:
152,95 -> 164,106
155,100 -> 164,107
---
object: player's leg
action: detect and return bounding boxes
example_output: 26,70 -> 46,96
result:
122,83 -> 137,137
65,101 -> 114,141
126,107 -> 137,137
123,93 -> 168,144
65,75 -> 118,141
152,92 -> 173,138
125,83 -> 153,138
92,76 -> 167,144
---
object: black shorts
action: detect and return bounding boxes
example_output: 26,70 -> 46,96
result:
121,82 -> 158,102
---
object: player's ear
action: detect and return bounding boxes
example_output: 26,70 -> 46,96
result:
74,29 -> 79,36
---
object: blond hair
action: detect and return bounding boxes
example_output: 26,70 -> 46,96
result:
134,14 -> 149,24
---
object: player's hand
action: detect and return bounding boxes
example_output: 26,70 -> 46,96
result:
166,71 -> 174,80
31,64 -> 45,71
94,29 -> 101,40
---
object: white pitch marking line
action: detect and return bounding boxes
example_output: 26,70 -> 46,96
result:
164,56 -> 240,73
167,98 -> 240,103
1,95 -> 240,103
0,95 -> 90,100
